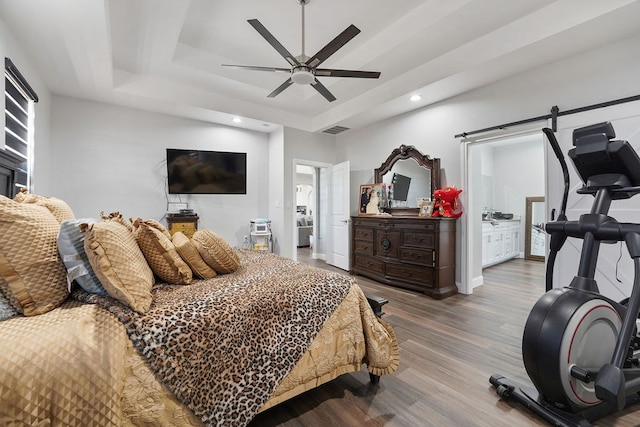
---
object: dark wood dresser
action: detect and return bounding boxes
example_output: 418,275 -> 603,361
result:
351,215 -> 457,299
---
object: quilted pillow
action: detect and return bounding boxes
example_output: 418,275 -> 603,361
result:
0,292 -> 19,321
132,219 -> 193,285
100,211 -> 134,232
13,189 -> 75,223
143,218 -> 172,240
57,218 -> 107,295
0,195 -> 68,315
191,229 -> 240,274
172,231 -> 217,279
83,219 -> 154,313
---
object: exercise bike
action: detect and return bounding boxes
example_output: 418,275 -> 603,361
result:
490,122 -> 640,426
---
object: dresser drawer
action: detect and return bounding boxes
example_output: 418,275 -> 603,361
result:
394,221 -> 436,232
354,255 -> 385,275
168,222 -> 197,238
386,263 -> 434,285
401,231 -> 434,248
353,218 -> 386,228
354,227 -> 374,241
355,240 -> 374,255
399,247 -> 434,267
374,231 -> 400,259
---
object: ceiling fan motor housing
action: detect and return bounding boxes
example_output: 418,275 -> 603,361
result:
291,66 -> 315,85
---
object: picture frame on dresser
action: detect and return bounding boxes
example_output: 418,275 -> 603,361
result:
418,199 -> 435,217
358,184 -> 387,215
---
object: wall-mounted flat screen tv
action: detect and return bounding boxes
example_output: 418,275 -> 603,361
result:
166,148 -> 247,194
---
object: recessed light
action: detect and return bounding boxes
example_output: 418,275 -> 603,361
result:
410,94 -> 422,102
232,117 -> 242,123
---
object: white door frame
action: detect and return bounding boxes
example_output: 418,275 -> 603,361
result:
459,123 -> 548,294
292,159 -> 331,261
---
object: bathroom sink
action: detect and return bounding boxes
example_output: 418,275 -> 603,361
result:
492,212 -> 513,220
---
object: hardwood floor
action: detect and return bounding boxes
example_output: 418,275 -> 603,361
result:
248,249 -> 640,426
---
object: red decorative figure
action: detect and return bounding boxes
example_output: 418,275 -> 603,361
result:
432,186 -> 463,218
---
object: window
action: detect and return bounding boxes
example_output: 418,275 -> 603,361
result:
4,57 -> 38,194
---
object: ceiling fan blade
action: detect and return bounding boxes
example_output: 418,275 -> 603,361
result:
311,78 -> 336,102
306,24 -> 360,68
315,69 -> 380,79
248,19 -> 300,67
222,64 -> 291,73
267,78 -> 294,98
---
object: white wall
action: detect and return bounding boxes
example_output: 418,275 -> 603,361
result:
492,139 -> 545,220
268,128 -> 285,254
49,95 -> 270,246
337,32 -> 640,291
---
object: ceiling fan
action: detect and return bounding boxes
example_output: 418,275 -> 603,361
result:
222,0 -> 380,102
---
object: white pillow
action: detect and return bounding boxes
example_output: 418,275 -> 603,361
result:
57,219 -> 107,295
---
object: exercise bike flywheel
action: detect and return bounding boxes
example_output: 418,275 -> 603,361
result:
522,288 -> 622,411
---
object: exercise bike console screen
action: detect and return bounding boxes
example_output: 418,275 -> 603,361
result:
568,121 -> 640,188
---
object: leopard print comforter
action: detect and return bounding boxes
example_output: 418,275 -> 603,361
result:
74,249 -> 352,427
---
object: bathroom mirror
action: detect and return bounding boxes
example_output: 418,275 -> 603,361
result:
374,145 -> 440,215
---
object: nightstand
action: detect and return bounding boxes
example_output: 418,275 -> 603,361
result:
166,215 -> 199,238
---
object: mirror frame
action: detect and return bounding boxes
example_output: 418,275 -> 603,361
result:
524,196 -> 545,262
374,144 -> 441,215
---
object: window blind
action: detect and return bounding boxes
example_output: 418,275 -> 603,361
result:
4,58 -> 37,192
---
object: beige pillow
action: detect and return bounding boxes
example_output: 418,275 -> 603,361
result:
13,189 -> 75,223
191,230 -> 240,274
0,195 -> 68,315
172,232 -> 217,279
142,218 -> 172,240
100,211 -> 133,232
132,219 -> 193,285
83,219 -> 154,313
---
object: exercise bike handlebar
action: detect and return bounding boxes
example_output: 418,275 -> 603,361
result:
547,219 -> 640,256
543,127 -> 571,291
542,127 -> 570,219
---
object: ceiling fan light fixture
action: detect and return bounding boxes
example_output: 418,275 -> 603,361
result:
291,66 -> 315,85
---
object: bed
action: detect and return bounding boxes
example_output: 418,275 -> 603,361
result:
0,193 -> 399,427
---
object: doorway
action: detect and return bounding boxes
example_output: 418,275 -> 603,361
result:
292,160 -> 330,263
462,129 -> 547,294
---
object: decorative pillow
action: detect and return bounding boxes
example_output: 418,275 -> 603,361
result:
191,229 -> 240,274
57,218 -> 107,295
141,218 -> 172,240
100,211 -> 134,232
83,219 -> 154,313
0,291 -> 19,321
0,195 -> 68,316
172,232 -> 217,279
132,219 -> 192,285
13,189 -> 75,223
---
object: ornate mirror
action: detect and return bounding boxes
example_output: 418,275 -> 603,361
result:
374,145 -> 441,215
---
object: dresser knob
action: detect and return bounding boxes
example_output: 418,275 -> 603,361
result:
380,237 -> 391,251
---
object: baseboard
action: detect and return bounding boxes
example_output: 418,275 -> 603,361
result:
472,275 -> 484,289
313,252 -> 326,261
